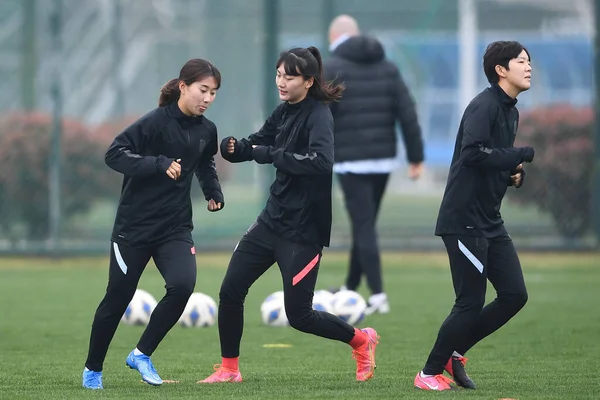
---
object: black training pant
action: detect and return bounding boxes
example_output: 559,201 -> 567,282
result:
85,239 -> 197,372
337,173 -> 389,295
218,219 -> 355,358
422,234 -> 528,375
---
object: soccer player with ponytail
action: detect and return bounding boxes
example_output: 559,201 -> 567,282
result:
82,58 -> 225,389
198,46 -> 380,384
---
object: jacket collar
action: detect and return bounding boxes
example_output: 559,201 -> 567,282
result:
491,83 -> 518,108
169,101 -> 204,123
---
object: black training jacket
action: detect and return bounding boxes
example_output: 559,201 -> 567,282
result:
435,84 -> 534,238
221,96 -> 333,247
105,102 -> 224,247
324,35 -> 424,163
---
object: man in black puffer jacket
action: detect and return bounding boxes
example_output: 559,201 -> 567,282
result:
324,15 -> 425,315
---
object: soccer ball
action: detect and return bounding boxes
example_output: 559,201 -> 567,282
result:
331,290 -> 366,325
121,289 -> 158,326
179,292 -> 218,327
312,290 -> 334,313
260,291 -> 289,327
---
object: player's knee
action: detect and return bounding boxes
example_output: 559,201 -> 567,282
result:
506,289 -> 528,310
218,279 -> 247,306
285,307 -> 313,332
454,297 -> 486,314
167,280 -> 195,300
106,282 -> 137,305
287,314 -> 311,332
520,290 -> 528,306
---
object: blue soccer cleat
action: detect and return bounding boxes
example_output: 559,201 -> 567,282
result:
125,350 -> 163,386
82,368 -> 103,390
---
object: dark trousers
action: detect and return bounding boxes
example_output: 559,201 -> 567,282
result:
422,235 -> 528,375
337,173 -> 390,295
85,240 -> 197,372
218,219 -> 355,358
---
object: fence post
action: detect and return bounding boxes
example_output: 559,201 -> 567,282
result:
261,0 -> 279,205
458,0 -> 478,115
49,0 -> 63,256
21,0 -> 36,111
111,0 -> 124,117
595,0 -> 600,247
321,0 -> 334,57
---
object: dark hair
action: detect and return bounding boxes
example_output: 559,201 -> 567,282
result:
276,46 -> 344,103
483,41 -> 531,84
158,59 -> 222,107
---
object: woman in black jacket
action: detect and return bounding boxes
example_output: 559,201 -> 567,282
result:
82,58 -> 224,390
198,47 -> 380,384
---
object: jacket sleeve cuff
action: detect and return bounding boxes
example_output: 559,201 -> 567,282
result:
252,146 -> 273,164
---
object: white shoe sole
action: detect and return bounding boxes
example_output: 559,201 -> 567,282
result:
364,301 -> 390,316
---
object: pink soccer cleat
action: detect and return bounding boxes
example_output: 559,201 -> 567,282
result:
352,327 -> 380,381
414,371 -> 455,391
197,364 -> 242,384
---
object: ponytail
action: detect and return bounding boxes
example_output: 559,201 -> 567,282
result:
307,46 -> 323,73
158,78 -> 180,107
306,46 -> 344,103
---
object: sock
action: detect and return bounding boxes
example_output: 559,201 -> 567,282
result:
348,328 -> 367,349
452,351 -> 463,358
222,357 -> 239,371
133,348 -> 144,356
420,371 -> 434,378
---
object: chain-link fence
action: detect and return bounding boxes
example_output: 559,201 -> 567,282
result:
0,0 -> 597,254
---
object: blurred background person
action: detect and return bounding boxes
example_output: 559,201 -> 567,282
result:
324,14 -> 425,315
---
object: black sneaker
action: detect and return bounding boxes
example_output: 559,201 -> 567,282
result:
444,356 -> 476,389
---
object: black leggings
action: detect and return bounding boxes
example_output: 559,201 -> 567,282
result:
85,239 -> 197,372
422,235 -> 528,375
218,220 -> 355,358
337,173 -> 390,294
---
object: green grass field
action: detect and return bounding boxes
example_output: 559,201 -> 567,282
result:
1,252 -> 598,399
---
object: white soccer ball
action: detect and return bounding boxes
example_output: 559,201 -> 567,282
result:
179,292 -> 218,327
312,290 -> 335,313
121,289 -> 158,326
331,290 -> 367,325
260,291 -> 289,327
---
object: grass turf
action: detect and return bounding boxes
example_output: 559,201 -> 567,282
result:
0,251 -> 598,399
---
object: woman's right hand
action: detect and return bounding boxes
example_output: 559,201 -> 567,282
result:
166,158 -> 182,180
227,138 -> 236,154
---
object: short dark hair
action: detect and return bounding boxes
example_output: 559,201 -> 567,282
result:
483,41 -> 530,84
158,59 -> 221,107
276,46 -> 344,103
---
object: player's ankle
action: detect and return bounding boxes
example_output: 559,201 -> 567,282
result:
222,357 -> 239,371
348,328 -> 368,349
